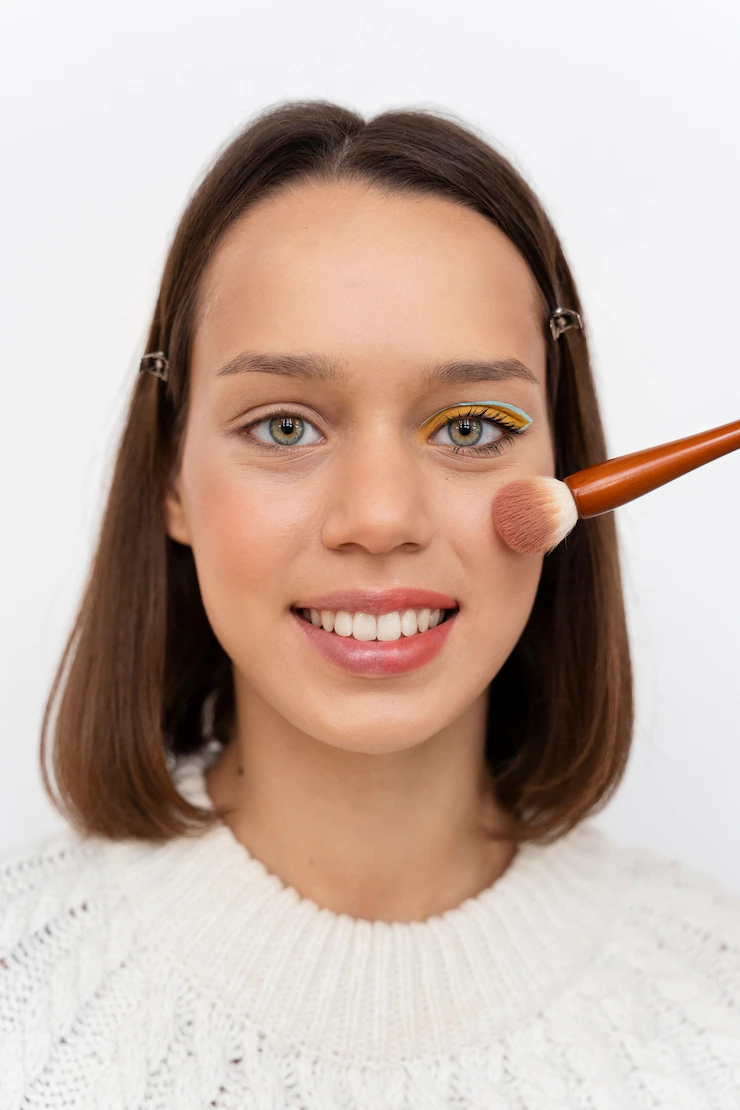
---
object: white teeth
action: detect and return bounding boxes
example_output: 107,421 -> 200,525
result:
301,606 -> 453,641
333,611 -> 353,637
376,612 -> 401,641
400,609 -> 418,637
353,612 -> 377,641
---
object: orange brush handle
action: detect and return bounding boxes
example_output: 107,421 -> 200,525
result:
565,418 -> 740,518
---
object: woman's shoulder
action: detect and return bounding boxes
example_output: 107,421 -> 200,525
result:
0,825 -> 114,911
593,825 -> 740,998
0,827 -> 156,1103
0,826 -> 132,970
614,829 -> 740,929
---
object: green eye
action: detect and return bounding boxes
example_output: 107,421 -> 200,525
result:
267,415 -> 305,445
245,411 -> 323,449
415,401 -> 532,458
440,414 -> 495,449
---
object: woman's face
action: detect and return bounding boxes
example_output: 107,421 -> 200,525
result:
166,179 -> 555,755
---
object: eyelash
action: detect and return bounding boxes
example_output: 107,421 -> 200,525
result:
237,406 -> 522,458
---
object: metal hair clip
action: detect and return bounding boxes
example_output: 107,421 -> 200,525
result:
549,307 -> 583,340
139,350 -> 169,382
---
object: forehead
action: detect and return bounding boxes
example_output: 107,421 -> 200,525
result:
192,179 -> 546,383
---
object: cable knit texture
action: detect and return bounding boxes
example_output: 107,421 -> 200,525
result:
1,750 -> 739,1108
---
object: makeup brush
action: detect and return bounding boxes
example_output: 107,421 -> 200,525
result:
492,417 -> 740,555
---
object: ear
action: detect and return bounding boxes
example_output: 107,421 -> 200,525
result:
164,471 -> 192,547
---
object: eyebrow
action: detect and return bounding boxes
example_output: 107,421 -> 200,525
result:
215,350 -> 539,387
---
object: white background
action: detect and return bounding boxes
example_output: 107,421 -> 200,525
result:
1,0 -> 738,888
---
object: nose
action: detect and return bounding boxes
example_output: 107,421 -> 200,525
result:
320,428 -> 435,555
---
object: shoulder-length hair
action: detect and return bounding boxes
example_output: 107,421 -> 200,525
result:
40,100 -> 633,843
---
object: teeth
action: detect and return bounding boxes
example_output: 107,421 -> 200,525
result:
302,607 -> 450,641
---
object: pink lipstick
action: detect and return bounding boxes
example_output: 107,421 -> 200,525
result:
290,599 -> 459,677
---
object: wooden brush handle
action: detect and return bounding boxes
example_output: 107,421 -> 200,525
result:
564,418 -> 740,518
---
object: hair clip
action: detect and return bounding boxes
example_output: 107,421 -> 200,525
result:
139,350 -> 169,381
549,307 -> 583,340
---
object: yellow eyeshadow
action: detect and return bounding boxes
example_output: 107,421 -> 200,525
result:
415,401 -> 533,442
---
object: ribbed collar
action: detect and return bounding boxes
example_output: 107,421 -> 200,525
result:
103,752 -> 633,1066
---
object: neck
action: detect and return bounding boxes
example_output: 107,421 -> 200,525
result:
205,685 -> 517,923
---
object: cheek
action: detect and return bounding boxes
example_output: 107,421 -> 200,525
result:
441,481 -> 543,656
432,434 -> 550,678
181,445 -> 311,622
481,544 -> 543,658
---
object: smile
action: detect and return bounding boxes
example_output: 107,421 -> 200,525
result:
291,606 -> 458,641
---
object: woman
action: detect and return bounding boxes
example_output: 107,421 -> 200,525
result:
1,100 -> 738,1108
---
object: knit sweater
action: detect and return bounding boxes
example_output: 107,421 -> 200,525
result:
1,753 -> 739,1109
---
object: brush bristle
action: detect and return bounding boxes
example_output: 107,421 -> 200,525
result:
491,476 -> 579,554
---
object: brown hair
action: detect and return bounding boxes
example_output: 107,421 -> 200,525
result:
40,100 -> 633,843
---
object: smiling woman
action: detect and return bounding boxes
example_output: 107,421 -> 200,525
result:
2,101 -> 739,1108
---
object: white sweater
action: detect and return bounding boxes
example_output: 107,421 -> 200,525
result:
1,752 -> 739,1109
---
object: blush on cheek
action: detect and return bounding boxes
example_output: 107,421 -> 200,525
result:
185,456 -> 311,613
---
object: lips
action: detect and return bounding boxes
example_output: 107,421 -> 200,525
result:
292,605 -> 458,676
290,588 -> 459,618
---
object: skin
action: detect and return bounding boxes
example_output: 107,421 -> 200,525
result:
165,179 -> 556,923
